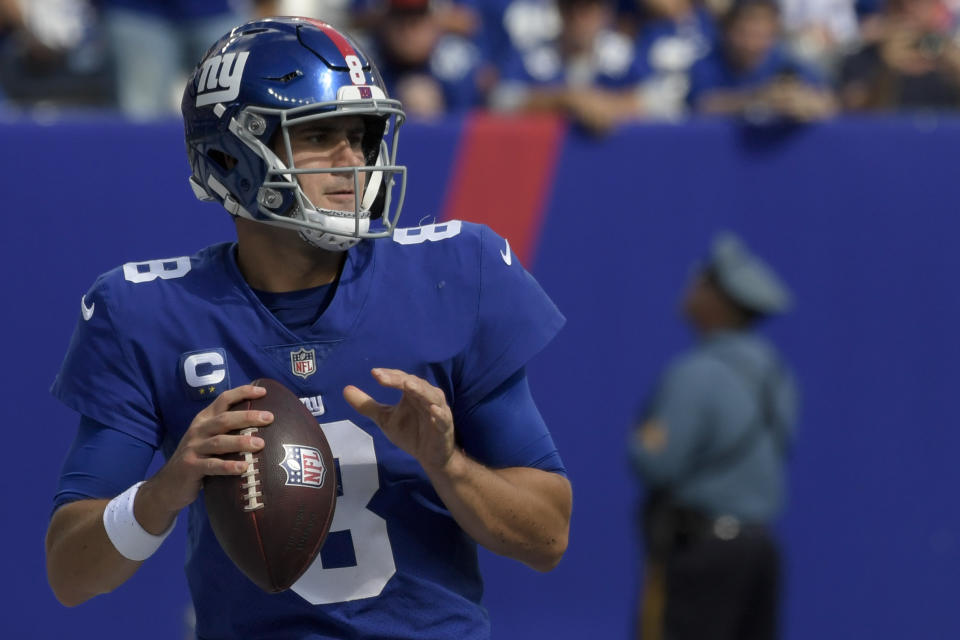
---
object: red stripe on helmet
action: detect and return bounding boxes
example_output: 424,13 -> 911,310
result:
301,18 -> 359,61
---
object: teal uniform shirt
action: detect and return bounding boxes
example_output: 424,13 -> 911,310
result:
630,330 -> 797,523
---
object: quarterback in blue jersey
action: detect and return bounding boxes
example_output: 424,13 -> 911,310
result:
44,17 -> 571,640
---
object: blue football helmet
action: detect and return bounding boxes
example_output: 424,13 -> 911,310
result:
182,17 -> 407,251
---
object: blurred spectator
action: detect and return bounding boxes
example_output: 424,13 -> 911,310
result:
630,232 -> 797,640
856,0 -> 894,44
100,0 -> 255,118
839,0 -> 960,111
471,0 -> 563,99
0,0 -> 19,28
0,0 -> 24,103
634,0 -> 720,119
355,0 -> 480,38
257,0 -> 354,30
489,0 -> 646,133
0,0 -> 108,109
370,0 -> 485,117
687,0 -> 836,122
778,0 -> 860,75
479,0 -> 562,68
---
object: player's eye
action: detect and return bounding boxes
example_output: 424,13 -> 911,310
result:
347,130 -> 365,150
297,128 -> 364,152
303,130 -> 334,145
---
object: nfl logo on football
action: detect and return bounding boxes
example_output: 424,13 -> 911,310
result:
290,347 -> 316,379
279,444 -> 327,489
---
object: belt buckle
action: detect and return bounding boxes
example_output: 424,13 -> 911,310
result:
713,515 -> 741,540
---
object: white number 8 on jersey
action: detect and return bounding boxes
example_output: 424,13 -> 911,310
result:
291,420 -> 395,604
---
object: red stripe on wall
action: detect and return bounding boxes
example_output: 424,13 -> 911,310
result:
441,113 -> 566,267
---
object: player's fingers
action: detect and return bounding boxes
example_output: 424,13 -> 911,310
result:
373,368 -> 447,407
195,432 -> 266,456
198,409 -> 274,437
369,367 -> 406,389
370,369 -> 433,412
343,385 -> 389,424
427,404 -> 454,438
202,457 -> 250,476
429,402 -> 453,428
405,377 -> 447,407
207,384 -> 268,416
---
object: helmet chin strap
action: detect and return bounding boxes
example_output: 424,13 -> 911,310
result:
291,159 -> 380,252
297,206 -> 372,252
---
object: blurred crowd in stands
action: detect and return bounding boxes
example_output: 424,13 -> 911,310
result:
2,0 -> 960,131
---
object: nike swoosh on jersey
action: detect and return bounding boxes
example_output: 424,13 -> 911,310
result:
81,294 -> 95,321
500,238 -> 512,266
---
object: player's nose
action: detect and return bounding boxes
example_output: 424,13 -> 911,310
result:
330,137 -> 364,166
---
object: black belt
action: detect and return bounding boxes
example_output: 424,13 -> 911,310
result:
643,503 -> 769,554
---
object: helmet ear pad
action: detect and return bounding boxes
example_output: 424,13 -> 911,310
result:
360,115 -> 389,219
362,150 -> 388,219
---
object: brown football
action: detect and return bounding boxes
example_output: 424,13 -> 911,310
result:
203,378 -> 337,593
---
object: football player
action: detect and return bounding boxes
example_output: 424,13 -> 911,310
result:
45,17 -> 571,639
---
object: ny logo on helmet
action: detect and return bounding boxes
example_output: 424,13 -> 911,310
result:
196,52 -> 250,107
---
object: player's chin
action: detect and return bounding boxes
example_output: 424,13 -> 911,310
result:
319,193 -> 358,211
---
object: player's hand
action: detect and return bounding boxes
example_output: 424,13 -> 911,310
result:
343,368 -> 455,473
881,27 -> 936,74
145,385 -> 273,515
564,88 -> 620,135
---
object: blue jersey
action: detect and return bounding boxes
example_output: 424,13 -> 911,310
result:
51,221 -> 565,640
498,29 -> 643,90
687,45 -> 826,108
635,9 -> 718,80
376,34 -> 485,113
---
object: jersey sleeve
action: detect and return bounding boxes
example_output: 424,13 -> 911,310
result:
50,273 -> 162,447
53,415 -> 157,514
454,224 -> 565,411
455,368 -> 566,475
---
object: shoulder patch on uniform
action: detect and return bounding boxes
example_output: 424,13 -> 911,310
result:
180,348 -> 231,401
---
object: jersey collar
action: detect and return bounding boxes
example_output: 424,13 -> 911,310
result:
223,240 -> 376,342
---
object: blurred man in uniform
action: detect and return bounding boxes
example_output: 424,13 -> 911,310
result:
630,232 -> 798,640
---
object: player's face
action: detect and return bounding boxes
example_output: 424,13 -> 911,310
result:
281,116 -> 369,212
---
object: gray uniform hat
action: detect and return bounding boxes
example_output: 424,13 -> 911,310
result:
709,232 -> 792,315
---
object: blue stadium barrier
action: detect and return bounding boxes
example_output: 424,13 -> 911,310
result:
3,113 -> 958,639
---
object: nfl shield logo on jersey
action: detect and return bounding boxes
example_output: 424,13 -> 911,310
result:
279,444 -> 327,489
290,347 -> 317,379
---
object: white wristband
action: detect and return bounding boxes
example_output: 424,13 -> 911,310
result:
102,481 -> 177,561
